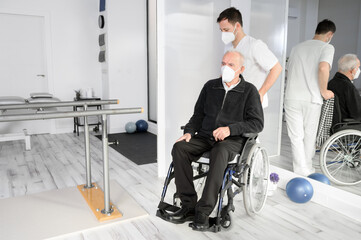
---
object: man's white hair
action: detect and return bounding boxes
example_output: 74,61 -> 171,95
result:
338,54 -> 359,72
225,49 -> 244,66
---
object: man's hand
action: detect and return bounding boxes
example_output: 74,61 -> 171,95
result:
176,133 -> 192,142
213,127 -> 230,141
321,90 -> 334,100
259,92 -> 264,103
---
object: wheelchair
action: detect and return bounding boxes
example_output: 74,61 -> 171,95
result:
156,133 -> 269,232
317,97 -> 361,185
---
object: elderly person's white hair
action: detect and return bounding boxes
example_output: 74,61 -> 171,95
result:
225,49 -> 245,66
338,54 -> 359,72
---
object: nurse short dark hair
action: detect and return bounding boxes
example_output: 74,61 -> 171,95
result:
217,7 -> 243,27
315,19 -> 336,34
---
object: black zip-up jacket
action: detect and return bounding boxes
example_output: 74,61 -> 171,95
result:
328,72 -> 361,121
183,76 -> 264,139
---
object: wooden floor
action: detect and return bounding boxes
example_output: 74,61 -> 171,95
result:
270,121 -> 361,196
1,132 -> 361,239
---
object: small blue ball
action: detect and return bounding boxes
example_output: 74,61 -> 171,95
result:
286,177 -> 313,203
308,173 -> 331,185
125,122 -> 136,133
136,119 -> 148,132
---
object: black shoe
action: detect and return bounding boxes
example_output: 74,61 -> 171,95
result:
189,211 -> 209,231
166,207 -> 195,224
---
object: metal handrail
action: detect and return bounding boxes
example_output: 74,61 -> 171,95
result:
0,107 -> 142,122
0,99 -> 119,110
0,106 -> 143,216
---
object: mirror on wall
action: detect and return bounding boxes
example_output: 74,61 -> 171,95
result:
270,0 -> 361,196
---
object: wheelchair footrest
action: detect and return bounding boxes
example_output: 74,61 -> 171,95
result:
156,201 -> 181,221
208,217 -> 222,232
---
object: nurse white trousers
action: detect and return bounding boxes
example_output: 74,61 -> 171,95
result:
284,100 -> 321,176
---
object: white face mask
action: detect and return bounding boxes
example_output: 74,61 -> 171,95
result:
353,68 -> 360,80
221,25 -> 236,45
221,65 -> 239,83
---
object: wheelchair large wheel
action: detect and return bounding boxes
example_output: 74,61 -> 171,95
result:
320,129 -> 361,185
243,144 -> 269,216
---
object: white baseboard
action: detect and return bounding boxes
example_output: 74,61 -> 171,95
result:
147,122 -> 157,135
271,165 -> 361,223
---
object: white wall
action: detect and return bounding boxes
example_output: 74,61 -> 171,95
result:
319,0 -> 361,86
287,0 -> 319,57
249,0 -> 288,157
0,0 -> 102,133
104,0 -> 148,133
231,0 -> 251,33
157,0 -> 231,176
0,0 -> 149,134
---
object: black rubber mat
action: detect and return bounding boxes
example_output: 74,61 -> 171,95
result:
96,132 -> 157,165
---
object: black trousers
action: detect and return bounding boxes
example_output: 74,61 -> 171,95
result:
171,135 -> 245,216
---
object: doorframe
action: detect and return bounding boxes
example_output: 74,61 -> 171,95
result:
0,8 -> 55,133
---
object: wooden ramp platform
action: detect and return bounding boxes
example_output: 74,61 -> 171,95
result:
0,180 -> 148,240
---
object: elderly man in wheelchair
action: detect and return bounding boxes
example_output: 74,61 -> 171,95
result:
156,50 -> 268,232
317,53 -> 361,185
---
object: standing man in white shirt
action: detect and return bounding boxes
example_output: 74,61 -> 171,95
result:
284,19 -> 336,176
217,7 -> 282,107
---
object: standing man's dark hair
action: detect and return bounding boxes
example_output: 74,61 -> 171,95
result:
217,7 -> 243,27
315,19 -> 336,34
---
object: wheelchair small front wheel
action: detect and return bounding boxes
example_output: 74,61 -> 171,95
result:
320,129 -> 361,185
243,144 -> 269,217
220,213 -> 231,229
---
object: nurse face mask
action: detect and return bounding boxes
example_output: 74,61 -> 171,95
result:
221,65 -> 240,83
222,25 -> 237,45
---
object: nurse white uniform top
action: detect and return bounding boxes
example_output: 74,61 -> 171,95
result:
224,35 -> 278,108
285,40 -> 335,104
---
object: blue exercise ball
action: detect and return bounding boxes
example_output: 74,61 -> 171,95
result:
125,122 -> 136,133
308,173 -> 331,185
286,177 -> 314,203
136,119 -> 148,132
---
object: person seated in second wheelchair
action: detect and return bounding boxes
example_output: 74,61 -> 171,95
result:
328,54 -> 361,131
167,50 -> 264,231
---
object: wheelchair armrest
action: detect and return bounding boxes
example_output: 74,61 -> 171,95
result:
179,126 -> 258,139
242,133 -> 258,138
332,120 -> 361,133
342,118 -> 358,122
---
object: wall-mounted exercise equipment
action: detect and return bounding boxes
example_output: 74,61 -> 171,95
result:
99,50 -> 106,62
100,0 -> 106,12
99,34 -> 105,46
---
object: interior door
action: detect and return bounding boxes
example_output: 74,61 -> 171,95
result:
0,12 -> 52,134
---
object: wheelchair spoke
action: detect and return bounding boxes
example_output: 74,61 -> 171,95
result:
320,130 -> 361,185
350,137 -> 361,155
335,138 -> 349,155
326,152 -> 344,166
329,161 -> 347,175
